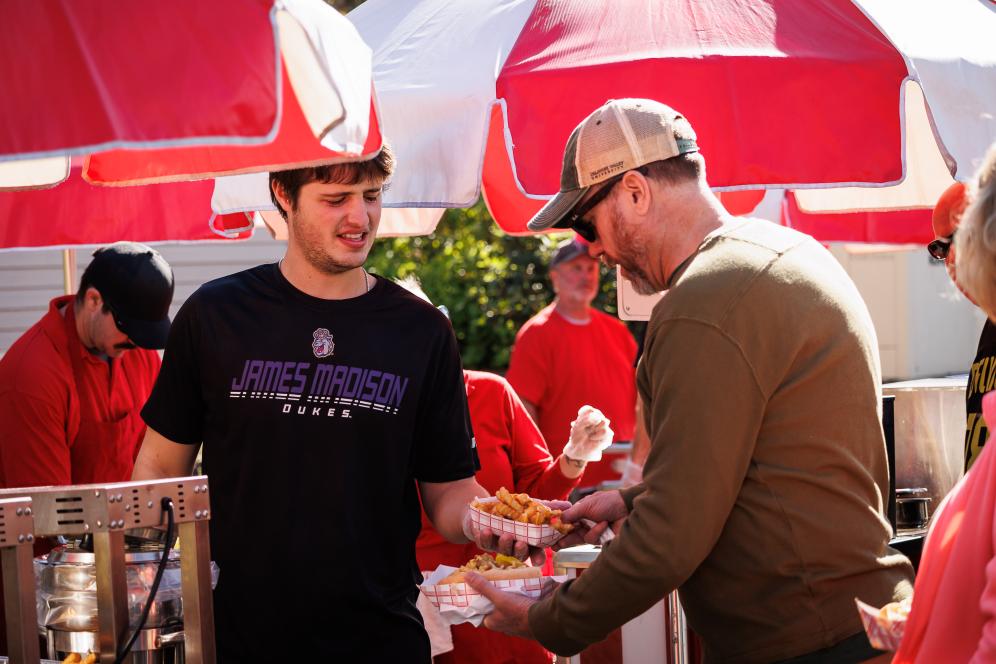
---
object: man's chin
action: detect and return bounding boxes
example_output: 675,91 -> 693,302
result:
621,267 -> 660,296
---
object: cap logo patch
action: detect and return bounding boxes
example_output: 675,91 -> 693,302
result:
590,161 -> 624,180
312,328 -> 335,358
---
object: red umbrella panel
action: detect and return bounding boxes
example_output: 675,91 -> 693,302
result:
0,169 -> 251,250
2,0 -> 381,193
0,0 -> 280,162
350,0 -> 996,236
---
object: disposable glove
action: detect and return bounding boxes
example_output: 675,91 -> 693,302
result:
562,405 -> 614,462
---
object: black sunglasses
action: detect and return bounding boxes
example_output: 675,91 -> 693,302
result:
565,166 -> 648,242
927,232 -> 955,261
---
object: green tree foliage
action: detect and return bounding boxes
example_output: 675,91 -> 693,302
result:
367,201 -> 624,372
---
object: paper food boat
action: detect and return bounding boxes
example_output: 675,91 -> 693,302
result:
468,496 -> 568,547
855,597 -> 910,651
419,565 -> 564,626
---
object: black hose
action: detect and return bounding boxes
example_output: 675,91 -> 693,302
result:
113,497 -> 176,664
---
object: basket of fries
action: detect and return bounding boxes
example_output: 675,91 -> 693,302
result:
855,597 -> 911,651
468,487 -> 573,548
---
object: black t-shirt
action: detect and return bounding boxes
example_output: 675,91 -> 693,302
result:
966,318 -> 996,471
141,265 -> 476,662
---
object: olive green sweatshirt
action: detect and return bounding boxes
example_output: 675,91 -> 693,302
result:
528,219 -> 913,663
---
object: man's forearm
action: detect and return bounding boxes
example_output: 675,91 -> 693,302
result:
420,477 -> 487,543
132,428 -> 199,480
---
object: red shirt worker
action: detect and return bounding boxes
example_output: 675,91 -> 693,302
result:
506,237 -> 638,487
0,241 -> 173,488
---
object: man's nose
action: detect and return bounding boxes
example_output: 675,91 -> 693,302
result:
586,238 -> 603,259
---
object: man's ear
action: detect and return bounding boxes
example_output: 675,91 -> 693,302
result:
620,170 -> 653,216
82,287 -> 103,311
271,180 -> 293,216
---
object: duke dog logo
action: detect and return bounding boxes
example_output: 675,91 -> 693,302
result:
312,328 -> 335,358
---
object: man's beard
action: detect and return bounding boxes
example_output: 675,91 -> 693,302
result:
609,202 -> 661,295
291,217 -> 368,275
301,243 -> 360,275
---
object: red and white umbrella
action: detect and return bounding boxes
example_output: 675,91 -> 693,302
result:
0,0 -> 380,249
348,0 -> 996,238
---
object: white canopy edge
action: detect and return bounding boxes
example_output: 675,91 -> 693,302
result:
278,0 -> 375,155
855,0 -> 996,181
0,156 -> 69,190
795,80 -> 954,213
348,0 -> 536,208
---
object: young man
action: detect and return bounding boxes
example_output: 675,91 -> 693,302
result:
506,237 -> 638,487
133,148 -> 514,662
468,99 -> 913,663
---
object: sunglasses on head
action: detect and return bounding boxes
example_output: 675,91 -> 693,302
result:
565,166 -> 648,242
927,232 -> 955,261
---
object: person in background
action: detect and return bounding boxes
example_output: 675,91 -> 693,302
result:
506,237 -> 638,488
469,98 -> 912,663
0,241 -> 173,656
893,143 -> 996,662
928,181 -> 996,470
0,241 -> 173,488
399,277 -> 609,664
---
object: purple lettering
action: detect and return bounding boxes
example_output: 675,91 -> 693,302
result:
360,370 -> 381,401
389,376 -> 409,408
374,374 -> 395,404
243,360 -> 264,392
278,361 -> 299,392
231,360 -> 251,391
329,365 -> 349,395
292,362 -> 311,394
341,367 -> 364,398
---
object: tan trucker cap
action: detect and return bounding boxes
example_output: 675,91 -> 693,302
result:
527,98 -> 699,232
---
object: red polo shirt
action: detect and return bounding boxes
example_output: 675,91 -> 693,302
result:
417,370 -> 580,664
0,295 -> 160,488
506,304 -> 638,486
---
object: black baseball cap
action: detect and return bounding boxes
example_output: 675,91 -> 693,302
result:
82,242 -> 174,350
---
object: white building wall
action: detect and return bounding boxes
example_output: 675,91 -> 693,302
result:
0,234 -> 286,356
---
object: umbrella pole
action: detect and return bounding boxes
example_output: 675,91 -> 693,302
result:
61,249 -> 77,295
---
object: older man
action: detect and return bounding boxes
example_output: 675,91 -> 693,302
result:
928,181 -> 996,470
506,237 -> 637,487
468,99 -> 913,663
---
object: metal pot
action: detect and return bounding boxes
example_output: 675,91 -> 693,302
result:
895,487 -> 931,530
35,543 -> 186,664
47,627 -> 185,664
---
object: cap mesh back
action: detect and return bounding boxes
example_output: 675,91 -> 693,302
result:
575,99 -> 696,187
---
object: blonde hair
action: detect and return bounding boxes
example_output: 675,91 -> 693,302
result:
955,142 -> 996,319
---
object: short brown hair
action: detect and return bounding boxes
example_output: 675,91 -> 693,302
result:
643,152 -> 704,185
268,145 -> 396,219
955,142 -> 996,317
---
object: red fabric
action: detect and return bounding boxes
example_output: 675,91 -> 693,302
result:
481,105 -> 546,235
0,1 -> 277,158
490,0 -> 908,201
86,72 -> 383,184
781,192 -> 934,244
0,296 -> 160,487
417,370 -> 578,664
0,168 -> 251,249
894,391 -> 996,662
505,305 -> 637,487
